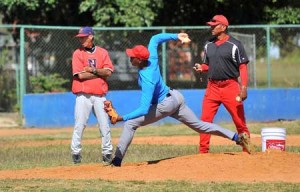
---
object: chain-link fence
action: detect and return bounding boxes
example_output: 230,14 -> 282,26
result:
0,25 -> 300,113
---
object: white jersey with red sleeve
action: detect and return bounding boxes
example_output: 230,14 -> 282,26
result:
71,46 -> 114,95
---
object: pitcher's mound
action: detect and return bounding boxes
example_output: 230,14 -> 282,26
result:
0,150 -> 299,183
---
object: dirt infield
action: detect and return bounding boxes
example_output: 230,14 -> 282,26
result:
0,128 -> 300,183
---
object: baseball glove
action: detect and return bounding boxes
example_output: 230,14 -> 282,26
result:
104,100 -> 119,124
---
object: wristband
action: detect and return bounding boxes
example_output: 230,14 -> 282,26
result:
92,67 -> 97,75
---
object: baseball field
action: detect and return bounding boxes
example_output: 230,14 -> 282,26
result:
0,120 -> 299,191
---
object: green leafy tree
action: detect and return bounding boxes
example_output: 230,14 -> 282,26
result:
0,0 -> 163,27
265,0 -> 300,24
264,1 -> 300,57
1,0 -> 300,27
29,73 -> 68,93
79,0 -> 163,27
266,7 -> 300,24
0,1 -> 93,26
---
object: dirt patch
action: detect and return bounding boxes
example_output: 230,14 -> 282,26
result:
0,151 -> 299,183
0,128 -> 300,182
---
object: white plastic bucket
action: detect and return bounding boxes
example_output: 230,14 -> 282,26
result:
261,127 -> 286,152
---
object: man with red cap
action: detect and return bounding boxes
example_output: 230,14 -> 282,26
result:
194,15 -> 251,153
70,26 -> 114,164
106,32 -> 252,167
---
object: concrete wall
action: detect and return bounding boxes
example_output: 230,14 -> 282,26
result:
23,88 -> 300,128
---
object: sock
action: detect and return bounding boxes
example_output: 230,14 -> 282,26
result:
112,157 -> 122,166
232,133 -> 238,142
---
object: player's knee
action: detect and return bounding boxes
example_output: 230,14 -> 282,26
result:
124,120 -> 139,131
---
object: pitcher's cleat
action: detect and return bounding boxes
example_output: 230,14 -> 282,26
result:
236,133 -> 252,154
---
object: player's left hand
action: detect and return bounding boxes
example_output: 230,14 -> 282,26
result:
104,100 -> 121,124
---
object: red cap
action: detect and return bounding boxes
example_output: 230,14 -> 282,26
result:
75,27 -> 94,37
126,45 -> 150,60
206,15 -> 229,26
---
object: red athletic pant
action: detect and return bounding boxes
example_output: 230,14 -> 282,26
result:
199,79 -> 250,153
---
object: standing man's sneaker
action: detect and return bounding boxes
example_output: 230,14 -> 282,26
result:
102,154 -> 113,165
72,154 -> 82,164
236,133 -> 252,154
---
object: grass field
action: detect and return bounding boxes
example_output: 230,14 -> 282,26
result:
0,120 -> 300,191
256,49 -> 300,88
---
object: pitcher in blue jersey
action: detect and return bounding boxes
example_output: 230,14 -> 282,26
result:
109,33 -> 252,167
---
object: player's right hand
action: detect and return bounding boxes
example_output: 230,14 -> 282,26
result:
178,33 -> 191,44
193,63 -> 203,72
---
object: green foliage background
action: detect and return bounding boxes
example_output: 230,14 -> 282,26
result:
1,0 -> 300,27
29,73 -> 68,93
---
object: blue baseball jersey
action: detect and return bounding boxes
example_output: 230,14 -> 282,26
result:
123,33 -> 178,120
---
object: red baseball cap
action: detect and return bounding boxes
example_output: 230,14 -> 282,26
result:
126,45 -> 150,60
206,15 -> 229,26
75,27 -> 94,37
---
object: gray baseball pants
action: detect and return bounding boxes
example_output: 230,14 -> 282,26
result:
114,89 -> 236,159
71,93 -> 113,156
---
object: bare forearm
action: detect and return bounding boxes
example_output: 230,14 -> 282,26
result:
77,66 -> 112,80
77,68 -> 112,80
94,68 -> 112,78
77,72 -> 98,80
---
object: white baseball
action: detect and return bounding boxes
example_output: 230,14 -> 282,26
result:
182,37 -> 191,43
236,96 -> 242,102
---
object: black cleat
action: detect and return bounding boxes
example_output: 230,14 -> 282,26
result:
72,154 -> 82,164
